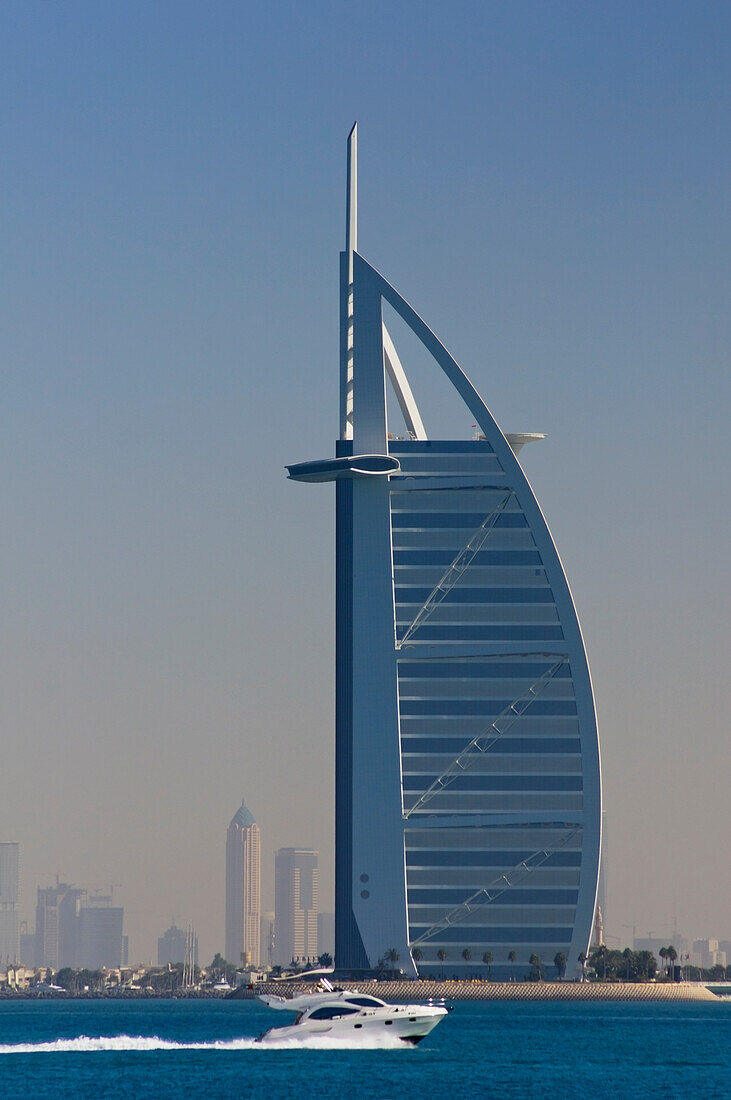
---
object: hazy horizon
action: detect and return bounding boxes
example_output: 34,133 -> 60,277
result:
1,1 -> 729,965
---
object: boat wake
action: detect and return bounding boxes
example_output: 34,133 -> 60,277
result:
0,1032 -> 408,1054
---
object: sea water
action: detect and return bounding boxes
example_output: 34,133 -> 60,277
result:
0,997 -> 728,1098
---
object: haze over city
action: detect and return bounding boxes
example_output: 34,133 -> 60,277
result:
1,1 -> 729,964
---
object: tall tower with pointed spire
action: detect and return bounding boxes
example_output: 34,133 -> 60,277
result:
225,799 -> 261,967
287,129 -> 601,979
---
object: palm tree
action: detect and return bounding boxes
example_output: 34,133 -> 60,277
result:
622,946 -> 633,981
482,951 -> 493,982
461,948 -> 471,978
553,952 -> 567,981
636,949 -> 653,981
667,945 -> 678,978
529,953 -> 542,981
659,947 -> 668,977
437,948 -> 447,981
596,944 -> 609,981
508,950 -> 517,982
384,948 -> 400,977
411,946 -> 423,973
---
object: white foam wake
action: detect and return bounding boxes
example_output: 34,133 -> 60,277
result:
0,1032 -> 407,1054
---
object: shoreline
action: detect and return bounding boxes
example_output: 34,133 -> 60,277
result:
0,981 -> 723,1003
234,979 -> 721,1003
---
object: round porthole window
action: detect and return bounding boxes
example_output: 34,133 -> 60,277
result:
360,889 -> 370,899
360,873 -> 369,882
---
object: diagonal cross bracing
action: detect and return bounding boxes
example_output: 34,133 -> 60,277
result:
396,490 -> 515,649
403,658 -> 568,817
409,827 -> 580,947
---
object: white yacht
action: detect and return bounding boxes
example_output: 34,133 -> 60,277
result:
256,980 -> 448,1044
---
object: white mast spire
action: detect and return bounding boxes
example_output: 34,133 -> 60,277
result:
341,123 -> 358,439
346,122 -> 357,280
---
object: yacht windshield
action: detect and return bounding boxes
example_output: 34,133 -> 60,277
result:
307,1006 -> 360,1020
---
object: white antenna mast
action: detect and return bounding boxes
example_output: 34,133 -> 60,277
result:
341,122 -> 358,439
346,122 -> 357,282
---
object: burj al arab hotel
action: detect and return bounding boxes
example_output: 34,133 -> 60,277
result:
287,127 -> 601,980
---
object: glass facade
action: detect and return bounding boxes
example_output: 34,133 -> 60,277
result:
390,442 -> 596,979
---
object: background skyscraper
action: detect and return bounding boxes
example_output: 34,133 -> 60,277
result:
158,922 -> 198,967
317,912 -> 335,961
34,883 -> 124,968
260,910 -> 275,969
274,848 -> 318,967
0,843 -> 20,965
76,894 -> 125,969
225,799 -> 261,967
35,883 -> 81,969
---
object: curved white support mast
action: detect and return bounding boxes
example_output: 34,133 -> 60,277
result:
382,323 -> 427,440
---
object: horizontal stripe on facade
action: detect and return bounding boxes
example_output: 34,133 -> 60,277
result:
395,587 -> 554,604
392,513 -> 527,529
393,460 -> 505,475
406,889 -> 579,906
405,927 -> 573,943
410,797 -> 584,813
401,719 -> 580,738
396,578 -> 550,597
405,850 -> 582,867
399,700 -> 577,717
398,625 -> 565,641
401,577 -> 540,595
393,534 -> 538,552
407,869 -> 581,889
398,682 -> 573,699
390,490 -> 522,508
404,764 -> 582,783
401,737 -> 580,754
403,774 -> 583,791
398,663 -> 572,679
393,550 -> 544,566
388,441 -> 496,454
396,610 -> 561,628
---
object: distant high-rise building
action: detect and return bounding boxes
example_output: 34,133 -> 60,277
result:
317,912 -> 334,960
35,884 -> 124,969
35,883 -> 81,969
261,911 -> 275,969
158,922 -> 198,967
225,799 -> 261,967
693,939 -> 727,970
19,921 -> 36,967
274,848 -> 318,967
77,894 -> 124,968
0,843 -> 20,964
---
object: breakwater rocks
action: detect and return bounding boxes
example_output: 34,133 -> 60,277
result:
236,980 -> 719,1003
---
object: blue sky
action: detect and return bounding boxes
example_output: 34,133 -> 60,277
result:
1,1 -> 729,961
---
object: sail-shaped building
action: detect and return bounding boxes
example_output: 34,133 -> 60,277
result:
287,127 -> 601,980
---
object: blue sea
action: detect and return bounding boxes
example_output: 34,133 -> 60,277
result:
0,997 -> 728,1098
